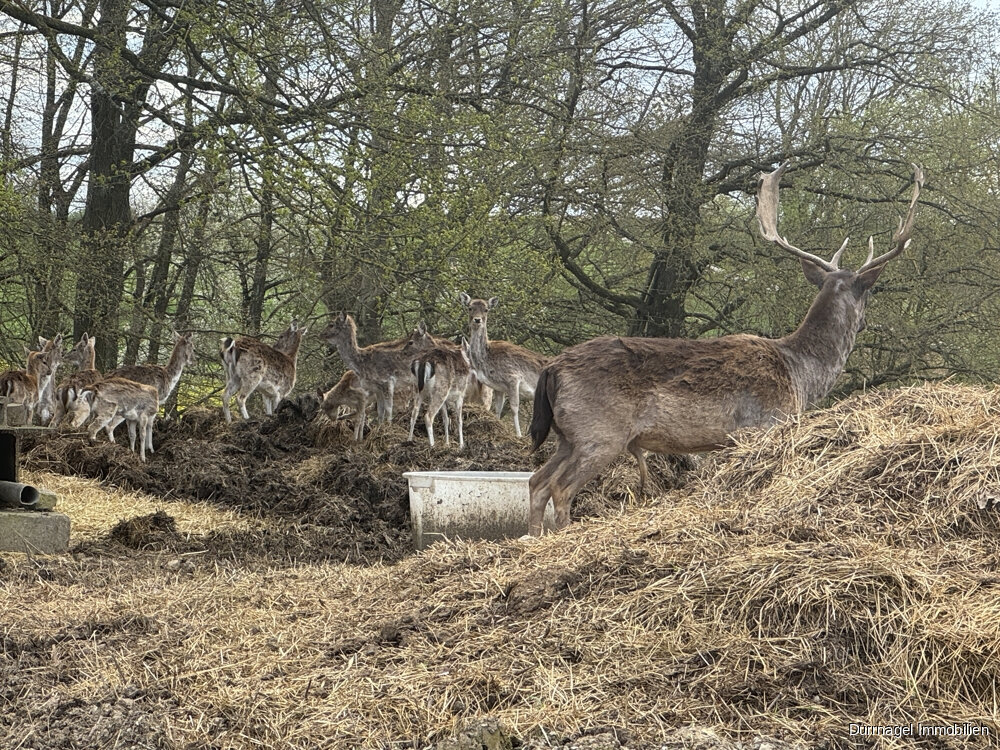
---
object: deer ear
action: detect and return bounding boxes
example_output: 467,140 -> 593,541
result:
80,333 -> 89,344
853,263 -> 885,295
417,321 -> 427,335
336,312 -> 346,323
800,259 -> 828,289
487,297 -> 499,309
459,292 -> 472,307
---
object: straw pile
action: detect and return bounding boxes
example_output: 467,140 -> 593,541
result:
3,383 -> 1000,749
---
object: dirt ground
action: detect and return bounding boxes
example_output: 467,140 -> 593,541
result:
7,384 -> 998,748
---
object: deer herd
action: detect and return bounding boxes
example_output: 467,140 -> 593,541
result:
0,165 -> 924,534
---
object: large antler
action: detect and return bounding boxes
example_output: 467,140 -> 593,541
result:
857,164 -> 924,273
756,163 -> 848,273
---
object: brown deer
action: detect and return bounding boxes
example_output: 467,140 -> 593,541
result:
50,333 -> 103,428
109,331 -> 196,404
36,334 -> 65,424
459,293 -> 548,437
320,370 -> 372,441
0,339 -> 61,425
404,334 -> 472,448
69,378 -> 159,462
322,314 -> 433,423
221,321 -> 306,422
527,164 -> 924,535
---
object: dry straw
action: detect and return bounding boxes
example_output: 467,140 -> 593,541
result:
2,383 -> 999,748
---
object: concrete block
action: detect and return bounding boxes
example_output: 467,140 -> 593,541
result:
0,510 -> 70,554
34,488 -> 58,511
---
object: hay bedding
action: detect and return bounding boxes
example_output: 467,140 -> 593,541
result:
3,383 -> 1000,748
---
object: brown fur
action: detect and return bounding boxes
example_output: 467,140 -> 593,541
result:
0,347 -> 59,425
322,314 -> 432,422
108,332 -> 195,404
72,377 -> 159,461
321,370 -> 371,441
407,346 -> 471,448
526,165 -> 923,535
51,333 -> 101,428
221,322 -> 305,422
459,293 -> 548,437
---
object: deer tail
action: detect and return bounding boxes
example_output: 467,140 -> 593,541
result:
414,360 -> 435,392
530,367 -> 555,452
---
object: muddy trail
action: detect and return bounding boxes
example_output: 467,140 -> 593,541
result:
21,398 -> 693,565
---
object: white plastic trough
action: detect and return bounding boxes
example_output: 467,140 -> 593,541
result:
402,471 -> 556,549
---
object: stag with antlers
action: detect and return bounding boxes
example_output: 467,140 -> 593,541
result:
527,164 -> 924,536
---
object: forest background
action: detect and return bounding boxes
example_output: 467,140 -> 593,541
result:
0,0 -> 998,411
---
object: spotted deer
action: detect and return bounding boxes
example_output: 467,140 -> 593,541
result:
527,164 -> 924,535
51,333 -> 102,428
221,321 -> 306,422
320,370 -> 372,441
0,340 -> 61,425
322,314 -> 434,423
69,378 -> 159,462
406,337 -> 471,448
459,294 -> 548,437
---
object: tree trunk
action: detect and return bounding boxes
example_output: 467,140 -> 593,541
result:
73,0 -> 135,371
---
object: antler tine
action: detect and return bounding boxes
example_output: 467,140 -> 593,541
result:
829,237 -> 850,270
756,164 -> 840,273
865,236 -> 875,266
858,164 -> 924,273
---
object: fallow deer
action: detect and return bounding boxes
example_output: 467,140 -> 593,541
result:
406,337 -> 471,448
527,164 -> 924,535
36,334 -> 65,424
103,331 -> 196,451
322,314 -> 433,423
459,293 -> 548,437
70,378 -> 159,462
109,331 -> 195,405
320,370 -> 372,441
0,341 -> 61,425
51,333 -> 102,428
221,321 -> 306,422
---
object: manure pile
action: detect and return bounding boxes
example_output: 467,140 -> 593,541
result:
4,383 -> 1000,749
20,401 -> 689,564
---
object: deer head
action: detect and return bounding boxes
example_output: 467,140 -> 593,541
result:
322,312 -> 354,346
756,163 -> 924,333
460,292 -> 499,333
273,320 -> 306,356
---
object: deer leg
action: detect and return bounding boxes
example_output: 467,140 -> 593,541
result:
88,405 -> 115,444
550,446 -> 621,531
493,392 -> 506,419
454,394 -> 465,450
222,379 -> 238,423
628,442 -> 649,498
50,399 -> 65,429
146,415 -> 155,454
138,415 -> 149,462
509,387 -> 522,437
127,420 -> 137,452
385,379 -> 396,422
439,402 -> 450,446
528,438 -> 573,535
408,394 -> 421,442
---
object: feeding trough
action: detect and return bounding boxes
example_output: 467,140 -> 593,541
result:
402,471 -> 556,549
